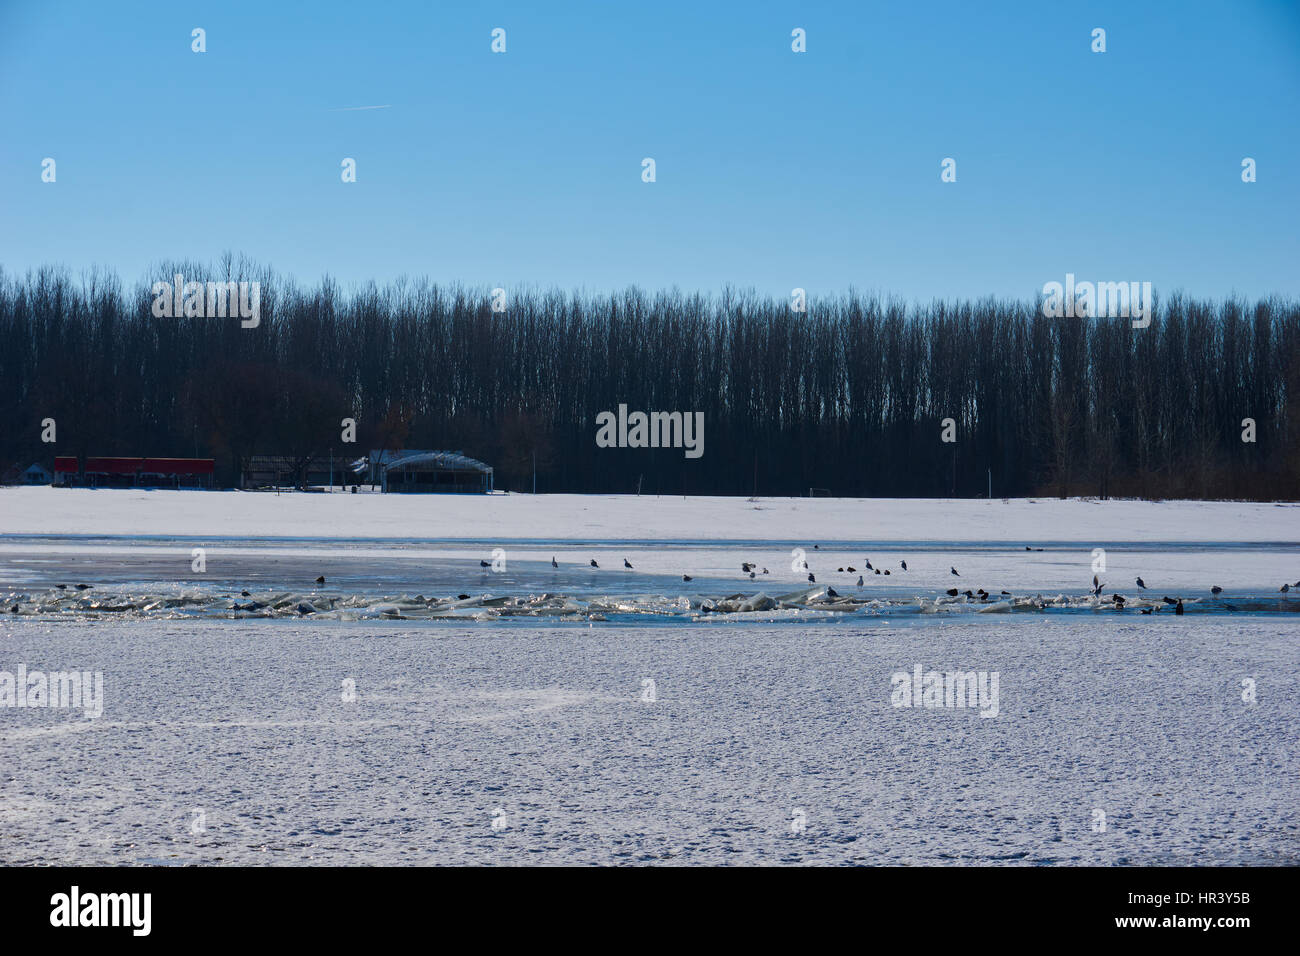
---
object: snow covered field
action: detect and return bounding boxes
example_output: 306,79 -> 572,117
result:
1,490 -> 1296,865
1,616 -> 1295,865
2,487 -> 1296,543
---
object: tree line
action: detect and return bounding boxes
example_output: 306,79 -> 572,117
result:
1,258 -> 1296,500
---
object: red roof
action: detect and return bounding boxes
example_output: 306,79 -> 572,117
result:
87,457 -> 143,474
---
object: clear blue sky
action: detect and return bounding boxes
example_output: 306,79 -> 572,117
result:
1,0 -> 1297,301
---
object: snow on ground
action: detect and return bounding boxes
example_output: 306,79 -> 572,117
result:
1,486 -> 1296,542
1,616 -> 1295,865
1,489 -> 1295,866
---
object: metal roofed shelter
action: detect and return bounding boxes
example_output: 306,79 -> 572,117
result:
356,449 -> 441,487
382,451 -> 493,494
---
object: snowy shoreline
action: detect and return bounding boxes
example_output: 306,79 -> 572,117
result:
2,487 -> 1296,543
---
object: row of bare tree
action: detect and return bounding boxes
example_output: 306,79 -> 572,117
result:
1,260 -> 1296,499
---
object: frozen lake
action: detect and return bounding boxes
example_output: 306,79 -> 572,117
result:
1,535 -> 1297,624
1,615 -> 1296,865
1,491 -> 1295,865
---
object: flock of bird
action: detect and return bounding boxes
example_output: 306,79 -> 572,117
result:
15,559 -> 1298,618
455,551 -> 1300,613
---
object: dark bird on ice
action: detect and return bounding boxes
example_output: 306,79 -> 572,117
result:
55,584 -> 67,590
749,571 -> 756,579
875,569 -> 882,575
551,556 -> 558,568
883,569 -> 891,575
624,559 -> 633,569
827,587 -> 839,598
1162,596 -> 1177,605
315,575 -> 326,585
808,573 -> 816,583
9,605 -> 17,614
683,575 -> 693,582
857,575 -> 864,586
1210,586 -> 1222,595
1113,594 -> 1126,607
847,566 -> 856,573
457,593 -> 470,600
946,588 -> 959,596
75,583 -> 92,590
590,559 -> 599,568
1135,577 -> 1147,589
762,568 -> 769,574
1281,583 -> 1291,593
742,562 -> 753,572
837,567 -> 844,573
900,560 -> 907,571
1175,600 -> 1184,615
479,560 -> 491,568
241,590 -> 251,597
951,567 -> 960,576
865,559 -> 874,570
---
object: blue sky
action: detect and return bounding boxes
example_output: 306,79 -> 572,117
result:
1,0 -> 1297,300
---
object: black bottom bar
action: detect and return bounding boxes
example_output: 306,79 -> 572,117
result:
0,865 -> 1285,942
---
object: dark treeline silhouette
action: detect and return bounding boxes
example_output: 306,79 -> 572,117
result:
1,259 -> 1297,499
